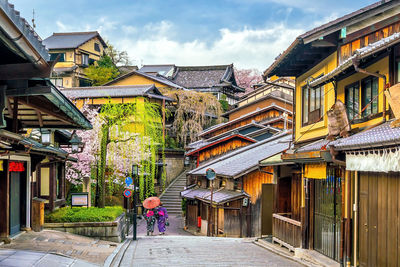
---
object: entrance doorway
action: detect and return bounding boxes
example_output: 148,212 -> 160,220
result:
9,172 -> 21,236
313,167 -> 343,262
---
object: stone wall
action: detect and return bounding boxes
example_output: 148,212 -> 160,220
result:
43,214 -> 126,242
163,149 -> 185,185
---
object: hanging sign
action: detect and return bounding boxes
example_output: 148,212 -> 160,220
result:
123,189 -> 132,198
0,160 -> 3,171
9,161 -> 25,172
206,168 -> 216,181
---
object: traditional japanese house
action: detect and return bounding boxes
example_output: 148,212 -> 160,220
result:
264,0 -> 400,264
223,77 -> 294,121
170,64 -> 244,105
199,104 -> 293,140
43,31 -> 107,88
0,0 -> 91,241
184,132 -> 291,237
61,84 -> 174,194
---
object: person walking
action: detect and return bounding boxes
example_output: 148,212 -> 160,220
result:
156,203 -> 169,235
145,208 -> 157,236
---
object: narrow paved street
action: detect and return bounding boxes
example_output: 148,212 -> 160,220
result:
117,235 -> 302,267
113,214 -> 302,267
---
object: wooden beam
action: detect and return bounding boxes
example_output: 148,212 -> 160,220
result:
36,109 -> 43,127
0,61 -> 56,80
18,98 -> 74,125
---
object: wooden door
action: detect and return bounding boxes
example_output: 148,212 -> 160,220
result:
261,184 -> 276,236
359,172 -> 400,267
9,172 -> 20,236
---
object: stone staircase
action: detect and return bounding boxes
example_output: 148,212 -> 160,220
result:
160,170 -> 187,216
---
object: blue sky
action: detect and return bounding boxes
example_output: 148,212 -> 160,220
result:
13,0 -> 377,70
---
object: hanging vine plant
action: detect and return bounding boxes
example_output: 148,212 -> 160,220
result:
91,98 -> 166,206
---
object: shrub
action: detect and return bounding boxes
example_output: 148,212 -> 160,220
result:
45,206 -> 124,223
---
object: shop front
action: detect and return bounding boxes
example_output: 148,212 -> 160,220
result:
0,155 -> 31,239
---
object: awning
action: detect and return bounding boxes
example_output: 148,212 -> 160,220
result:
181,186 -> 249,204
5,83 -> 92,129
309,32 -> 400,88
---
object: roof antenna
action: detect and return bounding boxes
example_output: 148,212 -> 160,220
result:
32,9 -> 36,29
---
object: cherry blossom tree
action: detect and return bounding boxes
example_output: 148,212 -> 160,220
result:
234,68 -> 263,95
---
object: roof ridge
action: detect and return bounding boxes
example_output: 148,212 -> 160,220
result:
52,31 -> 99,36
62,84 -> 155,90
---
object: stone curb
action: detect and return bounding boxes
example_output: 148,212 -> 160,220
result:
103,238 -> 130,267
253,239 -> 313,267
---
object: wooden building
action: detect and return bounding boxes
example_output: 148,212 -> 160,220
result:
223,77 -> 294,121
0,0 -> 91,241
43,31 -> 107,88
184,132 -> 291,237
264,1 -> 400,265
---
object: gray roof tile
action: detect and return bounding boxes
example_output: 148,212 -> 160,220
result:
189,132 -> 291,178
43,31 -> 106,50
181,187 -> 248,204
332,121 -> 400,150
60,85 -> 173,101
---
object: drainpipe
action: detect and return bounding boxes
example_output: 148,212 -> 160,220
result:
352,58 -> 387,122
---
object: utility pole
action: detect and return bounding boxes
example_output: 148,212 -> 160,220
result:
206,168 -> 216,237
132,164 -> 138,240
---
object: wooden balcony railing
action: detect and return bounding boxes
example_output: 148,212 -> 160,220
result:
272,213 -> 302,251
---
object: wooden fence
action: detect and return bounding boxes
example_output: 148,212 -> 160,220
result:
272,213 -> 301,251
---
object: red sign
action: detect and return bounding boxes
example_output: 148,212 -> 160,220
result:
123,189 -> 132,198
9,162 -> 25,172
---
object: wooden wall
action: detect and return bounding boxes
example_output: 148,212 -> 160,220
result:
0,161 -> 9,238
243,167 -> 273,204
229,98 -> 293,121
207,109 -> 286,138
198,139 -> 253,163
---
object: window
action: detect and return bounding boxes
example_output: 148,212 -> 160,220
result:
50,53 -> 65,62
79,79 -> 91,87
81,54 -> 89,66
361,76 -> 378,117
94,43 -> 100,52
50,78 -> 63,87
302,85 -> 324,125
345,83 -> 359,120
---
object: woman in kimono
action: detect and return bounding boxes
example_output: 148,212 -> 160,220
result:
156,203 -> 169,235
145,208 -> 157,236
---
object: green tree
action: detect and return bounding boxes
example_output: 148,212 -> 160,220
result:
85,55 -> 120,86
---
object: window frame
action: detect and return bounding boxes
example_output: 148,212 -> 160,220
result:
361,76 -> 379,118
94,43 -> 101,52
344,82 -> 360,121
50,53 -> 65,62
302,84 -> 324,126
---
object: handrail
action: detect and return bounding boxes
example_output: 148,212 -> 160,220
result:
273,213 -> 301,227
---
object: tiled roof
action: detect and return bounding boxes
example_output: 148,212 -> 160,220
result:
43,31 -> 107,50
223,90 -> 293,117
0,1 -> 49,61
189,132 -> 291,178
104,70 -> 184,89
171,65 -> 244,92
332,121 -> 400,150
20,138 -> 68,158
295,139 -> 330,153
181,187 -> 249,204
186,134 -> 256,156
60,84 -> 173,101
200,104 -> 292,137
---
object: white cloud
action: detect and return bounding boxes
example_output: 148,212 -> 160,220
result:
114,22 -> 302,71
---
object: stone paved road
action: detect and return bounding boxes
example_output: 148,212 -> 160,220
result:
0,249 -> 97,266
118,236 -> 303,267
